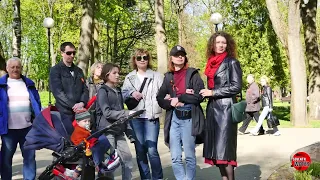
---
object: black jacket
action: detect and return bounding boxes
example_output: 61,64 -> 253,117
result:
203,57 -> 242,161
49,61 -> 89,115
156,67 -> 205,145
95,84 -> 134,138
261,85 -> 273,108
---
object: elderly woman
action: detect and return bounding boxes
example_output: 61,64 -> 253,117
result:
122,48 -> 164,180
87,62 -> 104,100
200,31 -> 243,180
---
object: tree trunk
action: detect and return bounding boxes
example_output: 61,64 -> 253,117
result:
288,0 -> 308,126
177,0 -> 184,45
155,0 -> 168,74
93,19 -> 100,64
112,17 -> 119,64
0,41 -> 6,76
78,0 -> 95,77
12,0 -> 21,58
301,0 -> 320,120
266,0 -> 308,126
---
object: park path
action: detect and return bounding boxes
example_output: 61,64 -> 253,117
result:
11,128 -> 320,180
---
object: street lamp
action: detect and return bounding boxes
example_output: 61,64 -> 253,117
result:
43,17 -> 54,106
210,12 -> 223,32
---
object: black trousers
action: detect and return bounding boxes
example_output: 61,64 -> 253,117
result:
239,111 -> 264,133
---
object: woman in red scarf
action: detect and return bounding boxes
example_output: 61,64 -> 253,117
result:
200,32 -> 242,180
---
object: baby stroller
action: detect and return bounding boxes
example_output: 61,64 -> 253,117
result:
24,106 -> 144,180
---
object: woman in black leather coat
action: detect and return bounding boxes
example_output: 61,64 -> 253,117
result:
250,75 -> 281,136
200,32 -> 242,180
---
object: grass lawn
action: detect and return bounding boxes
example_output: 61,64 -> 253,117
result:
39,91 -> 320,128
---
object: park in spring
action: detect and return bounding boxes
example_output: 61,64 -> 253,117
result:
0,0 -> 319,179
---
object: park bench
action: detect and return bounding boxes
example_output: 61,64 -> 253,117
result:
281,96 -> 291,103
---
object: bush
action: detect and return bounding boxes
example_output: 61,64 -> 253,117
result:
294,162 -> 320,180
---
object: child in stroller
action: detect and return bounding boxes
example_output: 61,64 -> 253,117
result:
24,106 -> 144,180
67,109 -> 120,178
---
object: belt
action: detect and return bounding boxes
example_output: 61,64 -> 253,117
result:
175,109 -> 192,120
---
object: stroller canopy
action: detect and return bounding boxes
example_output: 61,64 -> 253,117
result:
24,106 -> 70,152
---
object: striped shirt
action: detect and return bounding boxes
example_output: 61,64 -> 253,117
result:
7,78 -> 32,129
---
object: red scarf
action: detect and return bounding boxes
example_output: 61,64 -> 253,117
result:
204,52 -> 227,89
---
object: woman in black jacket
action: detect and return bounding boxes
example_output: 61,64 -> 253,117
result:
250,75 -> 281,136
156,45 -> 205,180
200,32 -> 242,180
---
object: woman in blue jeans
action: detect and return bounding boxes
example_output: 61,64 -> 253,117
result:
156,45 -> 205,180
122,49 -> 164,180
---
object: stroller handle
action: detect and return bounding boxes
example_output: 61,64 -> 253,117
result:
86,109 -> 145,141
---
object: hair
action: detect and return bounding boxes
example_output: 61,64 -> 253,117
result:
60,42 -> 75,52
260,75 -> 269,84
100,63 -> 120,83
168,56 -> 189,72
247,74 -> 254,79
206,31 -> 237,59
90,62 -> 103,77
130,48 -> 153,70
6,57 -> 22,68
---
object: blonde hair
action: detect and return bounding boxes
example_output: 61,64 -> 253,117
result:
90,62 -> 103,76
260,75 -> 269,83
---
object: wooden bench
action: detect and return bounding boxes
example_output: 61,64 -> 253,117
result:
281,96 -> 291,103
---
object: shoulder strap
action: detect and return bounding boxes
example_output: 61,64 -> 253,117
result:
226,58 -> 242,101
138,77 -> 148,93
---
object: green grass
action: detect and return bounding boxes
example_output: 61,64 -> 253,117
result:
39,91 -> 55,107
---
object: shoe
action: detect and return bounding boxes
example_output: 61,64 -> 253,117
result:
258,131 -> 265,135
273,131 -> 281,136
250,132 -> 259,136
104,150 -> 120,171
238,131 -> 245,135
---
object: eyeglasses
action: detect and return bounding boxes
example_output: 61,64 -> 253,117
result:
173,54 -> 185,58
65,51 -> 76,56
136,55 -> 149,61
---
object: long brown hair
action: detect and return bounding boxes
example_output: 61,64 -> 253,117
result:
130,48 -> 153,70
206,31 -> 237,59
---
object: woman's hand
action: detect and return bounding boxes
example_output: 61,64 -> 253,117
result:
175,102 -> 185,107
170,97 -> 179,107
132,91 -> 143,101
164,94 -> 171,100
186,89 -> 194,94
199,89 -> 214,97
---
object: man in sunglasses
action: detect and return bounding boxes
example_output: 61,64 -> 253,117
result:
49,42 -> 89,135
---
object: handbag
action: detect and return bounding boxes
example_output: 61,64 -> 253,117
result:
125,77 -> 148,110
226,59 -> 247,123
267,112 -> 280,128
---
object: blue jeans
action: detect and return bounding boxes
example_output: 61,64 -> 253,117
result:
170,109 -> 196,180
130,118 -> 163,180
1,127 -> 36,180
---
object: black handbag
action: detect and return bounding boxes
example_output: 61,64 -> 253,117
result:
125,77 -> 148,110
267,112 -> 280,128
226,59 -> 247,123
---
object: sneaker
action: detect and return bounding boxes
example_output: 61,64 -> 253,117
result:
273,131 -> 281,136
249,132 -> 259,136
104,150 -> 120,170
238,130 -> 245,135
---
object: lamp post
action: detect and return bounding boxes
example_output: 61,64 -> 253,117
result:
210,12 -> 223,32
43,17 -> 54,106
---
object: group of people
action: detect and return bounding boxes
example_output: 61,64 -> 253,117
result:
0,31 -> 278,180
238,74 -> 281,136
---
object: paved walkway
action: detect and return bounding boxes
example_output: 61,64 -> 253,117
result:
11,128 -> 320,180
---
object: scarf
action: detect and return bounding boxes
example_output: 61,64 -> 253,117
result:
204,52 -> 227,89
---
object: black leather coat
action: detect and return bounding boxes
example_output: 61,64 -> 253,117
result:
261,85 -> 273,108
203,57 -> 242,162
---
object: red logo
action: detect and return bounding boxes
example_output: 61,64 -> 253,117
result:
291,152 -> 311,171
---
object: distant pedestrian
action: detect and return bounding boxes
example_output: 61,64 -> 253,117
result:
238,74 -> 265,135
250,75 -> 281,136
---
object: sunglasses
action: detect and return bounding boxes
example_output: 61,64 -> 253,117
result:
136,55 -> 149,61
65,51 -> 76,55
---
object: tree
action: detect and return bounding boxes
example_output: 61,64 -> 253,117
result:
78,0 -> 95,76
155,0 -> 168,74
12,0 -> 21,58
266,0 -> 308,126
301,0 -> 320,120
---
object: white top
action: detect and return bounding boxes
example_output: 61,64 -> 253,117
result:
136,72 -> 147,118
7,78 -> 32,129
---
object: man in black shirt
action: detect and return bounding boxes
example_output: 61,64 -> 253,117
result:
49,42 -> 89,135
